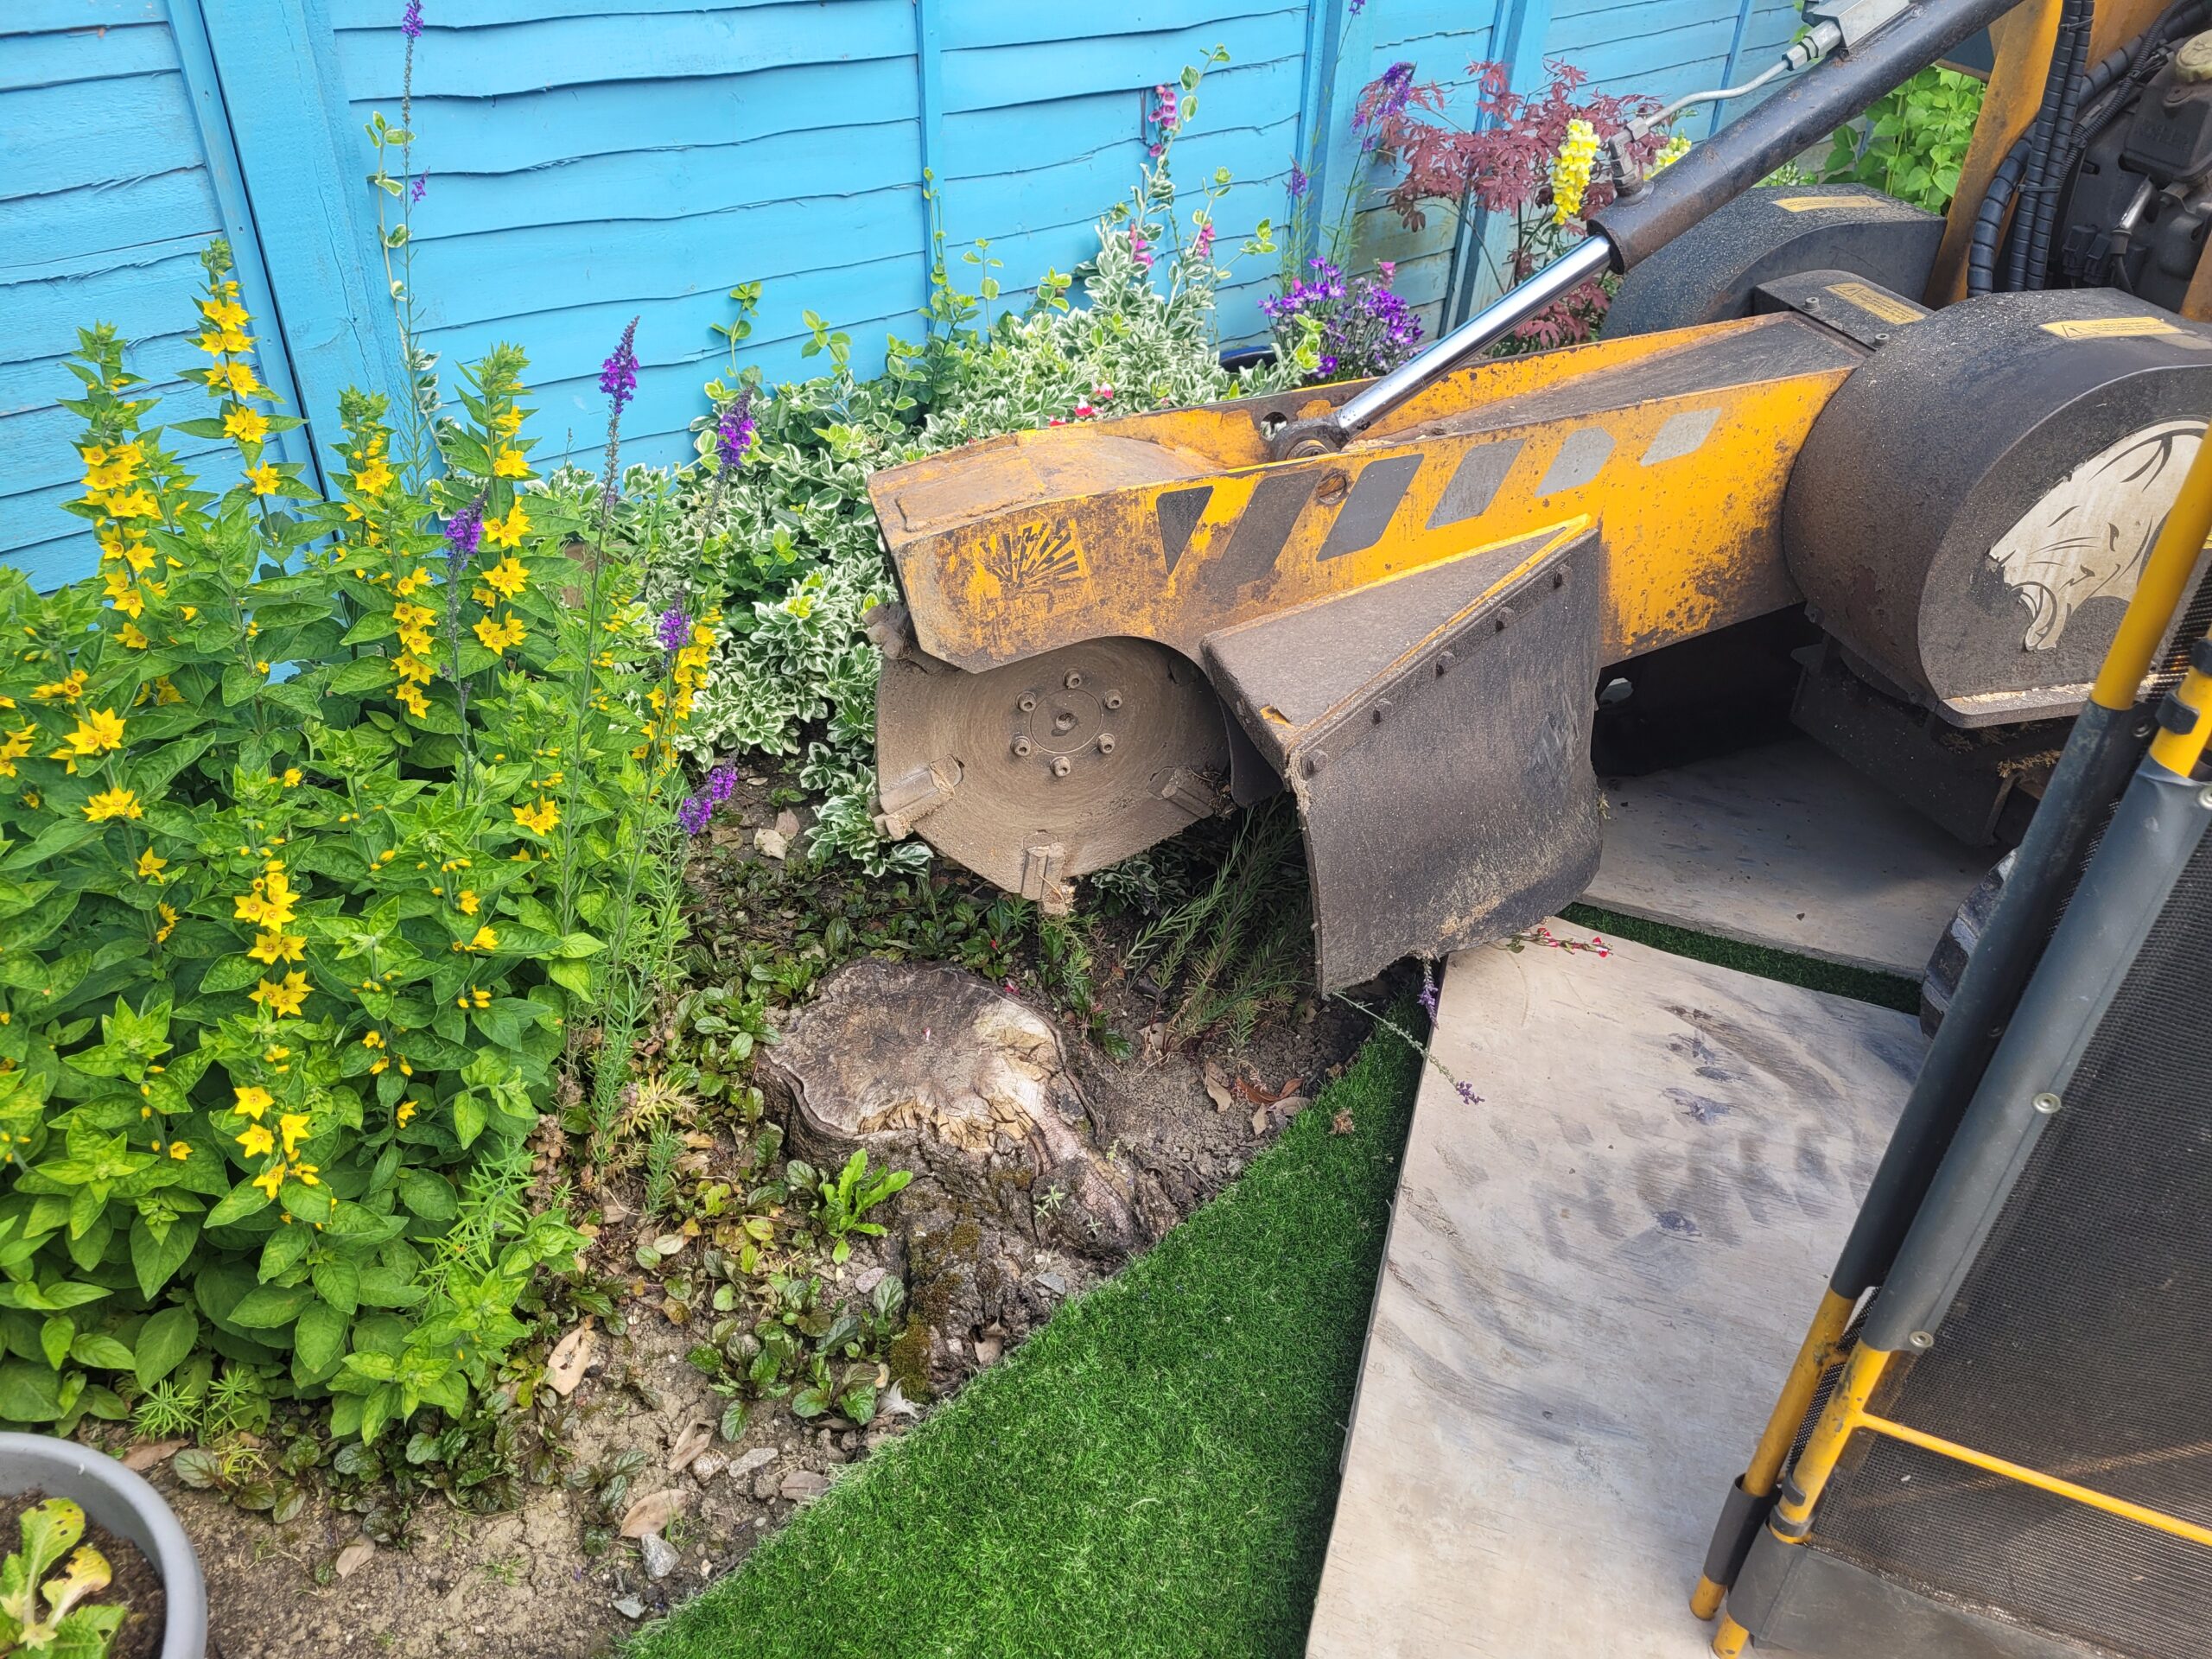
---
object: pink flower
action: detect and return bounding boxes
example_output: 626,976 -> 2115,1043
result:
1073,402 -> 1096,419
1092,383 -> 1114,400
1377,259 -> 1395,277
1128,229 -> 1154,270
1193,221 -> 1216,260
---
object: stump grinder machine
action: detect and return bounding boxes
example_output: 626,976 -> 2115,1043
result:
865,0 -> 2212,989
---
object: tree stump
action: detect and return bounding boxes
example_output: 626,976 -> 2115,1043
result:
760,960 -> 1147,1258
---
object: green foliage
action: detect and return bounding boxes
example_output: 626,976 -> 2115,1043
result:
0,1497 -> 124,1656
683,1265 -> 908,1436
1123,803 -> 1312,1046
1819,65 -> 1985,213
639,57 -> 1292,875
802,1153 -> 912,1264
0,240 -> 714,1444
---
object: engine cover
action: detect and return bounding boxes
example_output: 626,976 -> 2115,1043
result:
1783,288 -> 2212,725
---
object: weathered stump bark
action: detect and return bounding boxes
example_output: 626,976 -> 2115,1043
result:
760,960 -> 1147,1258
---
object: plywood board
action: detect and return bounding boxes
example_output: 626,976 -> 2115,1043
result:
1587,738 -> 1989,979
1307,924 -> 1923,1659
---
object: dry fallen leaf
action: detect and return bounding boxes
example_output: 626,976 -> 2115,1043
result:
1202,1059 -> 1236,1114
620,1488 -> 687,1539
121,1439 -> 186,1472
545,1320 -> 595,1397
681,1131 -> 715,1150
1330,1108 -> 1356,1136
1274,1094 -> 1310,1118
667,1421 -> 713,1474
334,1541 -> 376,1580
1249,1104 -> 1268,1137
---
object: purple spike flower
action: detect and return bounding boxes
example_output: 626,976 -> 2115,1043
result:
401,0 -> 423,38
715,390 -> 755,470
677,796 -> 713,836
1418,963 -> 1439,1020
705,763 -> 739,804
1288,162 -> 1308,200
443,500 -> 483,563
600,318 -> 639,413
410,174 -> 428,203
657,607 -> 692,654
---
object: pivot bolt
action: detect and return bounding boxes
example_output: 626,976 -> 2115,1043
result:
2032,1092 -> 2062,1115
1053,711 -> 1077,734
1103,690 -> 1124,710
1051,756 -> 1074,779
1011,736 -> 1033,758
1017,692 -> 1039,713
1908,1330 -> 1935,1351
1065,671 -> 1084,690
1096,733 -> 1118,755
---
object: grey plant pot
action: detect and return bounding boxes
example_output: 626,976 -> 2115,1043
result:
0,1432 -> 207,1659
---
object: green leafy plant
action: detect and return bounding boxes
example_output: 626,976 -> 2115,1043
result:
1820,64 -> 1984,212
1124,802 -> 1312,1046
0,238 -> 711,1445
651,56 -> 1293,875
0,1498 -> 124,1656
804,1152 -> 912,1264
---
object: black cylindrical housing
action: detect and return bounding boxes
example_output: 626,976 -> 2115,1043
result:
1589,0 -> 2027,270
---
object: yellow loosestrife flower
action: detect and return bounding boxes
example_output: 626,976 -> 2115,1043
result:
64,708 -> 126,755
472,613 -> 526,653
278,1113 -> 311,1157
232,1085 -> 274,1120
512,798 -> 559,836
245,462 -> 281,496
135,849 -> 168,882
224,407 -> 270,444
83,786 -> 143,823
483,499 -> 531,549
481,556 -> 528,600
249,970 -> 310,1017
248,928 -> 305,965
155,902 -> 178,943
236,1123 -> 276,1160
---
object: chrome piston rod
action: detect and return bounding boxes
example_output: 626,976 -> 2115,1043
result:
1331,233 -> 1616,440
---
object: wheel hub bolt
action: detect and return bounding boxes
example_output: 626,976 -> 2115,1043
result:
1051,756 -> 1074,778
1096,733 -> 1117,754
1064,671 -> 1084,690
1103,690 -> 1123,710
1011,736 -> 1033,758
1017,693 -> 1039,712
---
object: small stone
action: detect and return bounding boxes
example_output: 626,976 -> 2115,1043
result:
974,1336 -> 1003,1368
853,1265 -> 887,1294
690,1451 -> 728,1484
1035,1270 -> 1069,1297
639,1533 -> 679,1581
613,1596 -> 646,1620
752,1472 -> 780,1503
822,1445 -> 849,1465
730,1446 -> 779,1478
780,1469 -> 831,1503
753,828 -> 788,861
774,808 -> 801,839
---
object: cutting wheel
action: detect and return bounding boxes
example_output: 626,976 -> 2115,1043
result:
873,624 -> 1230,910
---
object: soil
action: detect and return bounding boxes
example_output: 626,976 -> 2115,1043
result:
123,808 -> 1369,1659
1,1491 -> 166,1659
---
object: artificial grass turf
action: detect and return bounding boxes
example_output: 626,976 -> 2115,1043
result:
1562,900 -> 1923,1014
628,1017 -> 1422,1659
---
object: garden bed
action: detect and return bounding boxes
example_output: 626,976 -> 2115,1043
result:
125,806 -> 1366,1659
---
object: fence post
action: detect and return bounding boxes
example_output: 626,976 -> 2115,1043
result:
1448,0 -> 1554,328
191,0 -> 409,470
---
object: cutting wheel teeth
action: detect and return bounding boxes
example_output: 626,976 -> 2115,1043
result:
873,636 -> 1231,896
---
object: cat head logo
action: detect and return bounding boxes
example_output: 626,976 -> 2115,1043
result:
1988,419 -> 2203,650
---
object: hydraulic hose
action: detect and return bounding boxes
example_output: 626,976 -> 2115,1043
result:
2007,0 -> 2092,289
2025,2 -> 2095,286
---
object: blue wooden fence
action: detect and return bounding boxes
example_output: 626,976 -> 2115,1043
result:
4,0 -> 1806,587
